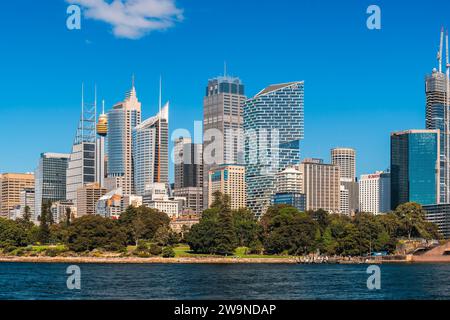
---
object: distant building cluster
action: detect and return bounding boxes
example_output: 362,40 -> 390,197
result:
1,29 -> 450,238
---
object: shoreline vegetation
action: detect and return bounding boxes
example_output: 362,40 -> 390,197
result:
0,192 -> 447,265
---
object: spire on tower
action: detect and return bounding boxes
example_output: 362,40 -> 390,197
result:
446,29 -> 449,77
439,26 -> 444,73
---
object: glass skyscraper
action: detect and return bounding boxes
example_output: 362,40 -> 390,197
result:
203,75 -> 246,208
133,103 -> 169,196
390,130 -> 440,209
106,85 -> 142,195
244,82 -> 304,217
34,152 -> 70,220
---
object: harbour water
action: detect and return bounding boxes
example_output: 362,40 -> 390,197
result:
0,263 -> 449,300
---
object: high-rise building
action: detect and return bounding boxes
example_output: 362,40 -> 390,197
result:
66,85 -> 98,204
173,137 -> 203,214
422,204 -> 450,239
173,187 -> 203,215
297,159 -> 340,213
359,171 -> 391,214
244,82 -> 304,217
76,183 -> 107,217
0,173 -> 34,217
271,166 -> 306,212
425,28 -> 450,203
331,147 -> 359,215
19,187 -> 35,219
391,130 -> 440,209
34,153 -> 70,220
106,83 -> 142,195
133,102 -> 169,196
208,164 -> 246,211
174,137 -> 203,189
203,75 -> 246,208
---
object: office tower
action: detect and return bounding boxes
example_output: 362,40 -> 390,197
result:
174,137 -> 203,189
0,173 -> 34,217
297,159 -> 340,213
391,130 -> 440,209
106,82 -> 142,195
19,188 -> 35,219
422,204 -> 450,239
208,164 -> 246,210
133,102 -> 169,196
271,166 -> 306,211
426,28 -> 450,203
76,183 -> 107,217
66,85 -> 97,204
35,153 -> 70,220
359,171 -> 391,214
203,75 -> 246,208
331,147 -> 359,215
173,137 -> 203,214
173,187 -> 203,215
244,81 -> 304,217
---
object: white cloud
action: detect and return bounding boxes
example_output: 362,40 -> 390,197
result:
67,0 -> 184,39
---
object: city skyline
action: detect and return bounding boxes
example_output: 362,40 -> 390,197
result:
2,1 -> 450,179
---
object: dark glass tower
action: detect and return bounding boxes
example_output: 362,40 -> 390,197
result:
391,130 -> 440,209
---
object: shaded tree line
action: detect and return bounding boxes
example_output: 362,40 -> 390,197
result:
186,193 -> 442,256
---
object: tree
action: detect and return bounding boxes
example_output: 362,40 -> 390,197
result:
38,201 -> 51,244
186,208 -> 220,254
232,208 -> 260,247
394,202 -> 435,239
23,206 -> 31,222
264,206 -> 318,255
65,207 -> 72,227
67,215 -> 127,252
215,194 -> 237,255
119,206 -> 171,245
0,218 -> 29,248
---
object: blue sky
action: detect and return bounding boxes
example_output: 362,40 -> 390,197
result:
0,0 -> 448,181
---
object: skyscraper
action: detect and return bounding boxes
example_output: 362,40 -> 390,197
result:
425,28 -> 450,203
66,85 -> 97,204
359,171 -> 391,214
244,81 -> 304,217
133,102 -> 169,196
173,137 -> 203,215
203,75 -> 246,208
391,130 -> 440,209
0,173 -> 35,217
34,153 -> 70,220
208,164 -> 246,210
271,166 -> 306,212
297,159 -> 341,213
106,82 -> 142,195
174,137 -> 203,189
331,147 -> 359,215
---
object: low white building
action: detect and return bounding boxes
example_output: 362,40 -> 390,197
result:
143,183 -> 182,218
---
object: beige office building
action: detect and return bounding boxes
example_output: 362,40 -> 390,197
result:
208,165 -> 246,210
76,183 -> 107,217
0,173 -> 35,217
297,159 -> 340,213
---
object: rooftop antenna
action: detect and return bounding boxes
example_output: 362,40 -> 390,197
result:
132,73 -> 135,88
439,26 -> 444,73
81,82 -> 84,142
102,99 -> 105,114
224,61 -> 227,77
